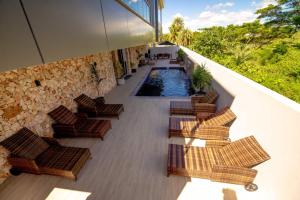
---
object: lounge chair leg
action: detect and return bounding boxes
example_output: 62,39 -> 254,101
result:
167,171 -> 170,177
100,136 -> 104,141
10,168 -> 22,176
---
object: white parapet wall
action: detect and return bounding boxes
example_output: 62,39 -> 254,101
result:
181,46 -> 300,200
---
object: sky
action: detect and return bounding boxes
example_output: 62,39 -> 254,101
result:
162,0 -> 277,33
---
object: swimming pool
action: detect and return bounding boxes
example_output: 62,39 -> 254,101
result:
136,67 -> 192,97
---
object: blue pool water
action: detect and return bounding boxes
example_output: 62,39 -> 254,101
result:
136,67 -> 192,96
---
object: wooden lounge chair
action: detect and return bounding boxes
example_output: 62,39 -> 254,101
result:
167,136 -> 271,191
48,105 -> 111,140
168,107 -> 236,140
0,128 -> 91,180
74,94 -> 124,119
170,90 -> 219,115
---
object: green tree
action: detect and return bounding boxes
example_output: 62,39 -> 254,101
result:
169,17 -> 184,44
177,28 -> 193,46
191,27 -> 226,58
160,33 -> 170,42
256,0 -> 300,27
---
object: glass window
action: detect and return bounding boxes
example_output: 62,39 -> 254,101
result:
144,1 -> 147,19
121,0 -> 150,23
123,0 -> 130,4
138,0 -> 143,16
146,6 -> 150,22
131,0 -> 139,13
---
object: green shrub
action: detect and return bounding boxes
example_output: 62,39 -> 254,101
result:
293,43 -> 300,49
259,48 -> 273,65
273,42 -> 288,55
177,49 -> 185,61
192,64 -> 213,92
289,70 -> 300,79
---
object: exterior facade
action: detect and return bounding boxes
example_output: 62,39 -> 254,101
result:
0,0 -> 164,71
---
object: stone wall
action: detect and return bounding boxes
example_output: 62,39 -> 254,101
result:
0,51 -> 117,183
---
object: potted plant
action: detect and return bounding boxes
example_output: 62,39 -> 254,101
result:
177,49 -> 185,64
191,63 -> 213,94
115,61 -> 125,85
90,62 -> 104,95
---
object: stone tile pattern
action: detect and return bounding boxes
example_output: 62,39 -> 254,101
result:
0,51 -> 117,182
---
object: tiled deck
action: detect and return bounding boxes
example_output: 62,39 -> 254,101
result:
0,60 -> 257,200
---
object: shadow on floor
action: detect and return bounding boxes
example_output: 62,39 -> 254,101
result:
223,188 -> 238,200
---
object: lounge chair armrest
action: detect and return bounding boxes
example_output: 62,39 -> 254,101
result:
93,97 -> 105,105
8,156 -> 40,174
42,137 -> 61,146
193,103 -> 217,114
197,126 -> 230,140
196,112 -> 215,121
75,113 -> 88,120
211,165 -> 257,185
205,140 -> 231,148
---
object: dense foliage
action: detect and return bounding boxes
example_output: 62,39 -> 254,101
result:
165,0 -> 300,103
190,24 -> 300,103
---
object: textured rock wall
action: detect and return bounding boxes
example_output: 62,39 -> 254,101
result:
0,51 -> 117,182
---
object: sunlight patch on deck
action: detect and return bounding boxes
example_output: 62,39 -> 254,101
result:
45,188 -> 91,200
